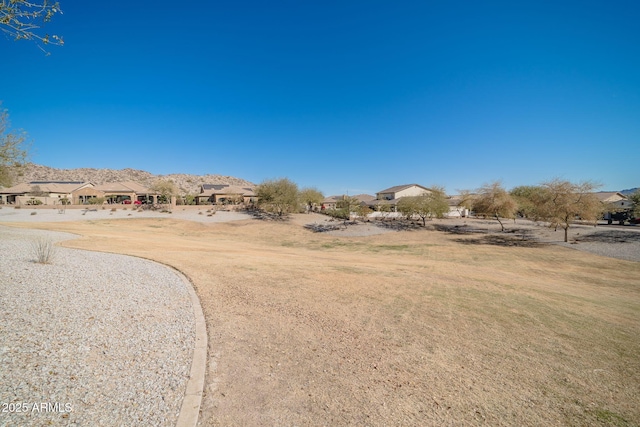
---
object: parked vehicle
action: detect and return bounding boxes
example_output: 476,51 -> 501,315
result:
603,209 -> 633,225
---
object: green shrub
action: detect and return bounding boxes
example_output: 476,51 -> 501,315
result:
88,197 -> 105,205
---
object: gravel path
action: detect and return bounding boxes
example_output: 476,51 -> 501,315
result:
0,206 -> 251,224
0,226 -> 195,426
547,227 -> 640,262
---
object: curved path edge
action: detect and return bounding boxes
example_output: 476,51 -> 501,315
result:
170,267 -> 208,427
68,251 -> 209,426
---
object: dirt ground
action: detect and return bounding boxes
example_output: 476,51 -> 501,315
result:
5,214 -> 640,426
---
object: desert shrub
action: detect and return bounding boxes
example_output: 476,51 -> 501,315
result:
31,237 -> 56,264
30,211 -> 37,215
324,208 -> 350,220
111,208 -> 117,212
88,197 -> 105,205
26,198 -> 43,205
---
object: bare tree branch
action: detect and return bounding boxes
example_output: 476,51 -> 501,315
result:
1,1 -> 64,54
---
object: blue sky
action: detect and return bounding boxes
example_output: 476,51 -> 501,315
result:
1,0 -> 638,196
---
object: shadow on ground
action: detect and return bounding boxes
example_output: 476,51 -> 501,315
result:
453,234 -> 549,248
575,230 -> 640,244
374,220 -> 424,231
431,223 -> 488,234
248,210 -> 290,221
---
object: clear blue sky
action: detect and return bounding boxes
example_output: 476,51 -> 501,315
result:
1,0 -> 638,195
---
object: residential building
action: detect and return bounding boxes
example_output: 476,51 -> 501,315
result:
94,181 -> 159,204
369,184 -> 432,211
0,181 -> 98,205
196,184 -> 256,205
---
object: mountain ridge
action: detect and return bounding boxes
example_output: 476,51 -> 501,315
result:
14,163 -> 254,195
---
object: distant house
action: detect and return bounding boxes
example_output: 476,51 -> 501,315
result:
444,195 -> 470,218
368,184 -> 432,212
0,180 -> 161,205
321,195 -> 342,210
376,184 -> 432,201
0,181 -> 98,205
196,184 -> 256,205
321,194 -> 375,210
594,192 -> 630,210
595,192 -> 633,223
94,181 -> 159,204
353,194 -> 376,205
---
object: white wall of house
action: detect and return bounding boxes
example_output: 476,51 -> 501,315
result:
444,207 -> 469,218
368,211 -> 403,219
606,199 -> 631,210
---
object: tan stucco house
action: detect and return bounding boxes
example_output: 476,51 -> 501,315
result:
368,184 -> 433,212
196,184 -> 256,205
321,194 -> 375,210
94,181 -> 159,204
0,181 -> 98,205
594,192 -> 630,210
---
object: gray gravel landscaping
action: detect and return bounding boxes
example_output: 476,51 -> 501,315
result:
0,226 -> 195,426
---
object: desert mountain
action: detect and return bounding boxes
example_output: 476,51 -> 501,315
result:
16,163 -> 254,195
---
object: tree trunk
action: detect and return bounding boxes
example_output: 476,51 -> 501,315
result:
495,213 -> 505,231
564,226 -> 568,242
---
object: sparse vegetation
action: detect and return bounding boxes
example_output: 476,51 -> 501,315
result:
151,179 -> 178,205
87,197 -> 105,205
38,217 -> 640,426
0,105 -> 29,187
31,237 -> 56,264
529,179 -> 603,242
396,186 -> 449,226
465,181 -> 518,231
256,178 -> 299,217
298,187 -> 324,212
629,190 -> 640,218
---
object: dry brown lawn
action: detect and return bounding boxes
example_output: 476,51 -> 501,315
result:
10,216 -> 640,426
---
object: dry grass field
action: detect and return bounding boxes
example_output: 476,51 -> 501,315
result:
9,215 -> 640,426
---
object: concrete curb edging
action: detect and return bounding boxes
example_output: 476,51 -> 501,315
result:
174,270 -> 208,427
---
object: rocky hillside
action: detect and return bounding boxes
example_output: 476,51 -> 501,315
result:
15,163 -> 254,195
